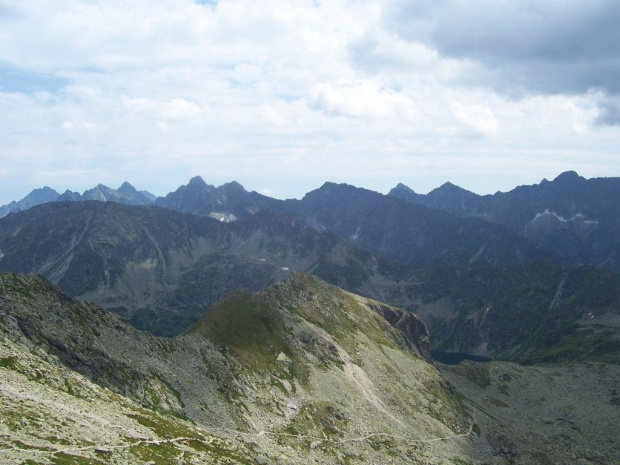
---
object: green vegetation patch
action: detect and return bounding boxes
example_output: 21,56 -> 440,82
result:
127,408 -> 196,439
129,442 -> 181,464
0,356 -> 18,370
51,452 -> 105,465
284,401 -> 349,446
190,289 -> 311,386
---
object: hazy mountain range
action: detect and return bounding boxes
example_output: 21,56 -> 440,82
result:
3,171 -> 618,270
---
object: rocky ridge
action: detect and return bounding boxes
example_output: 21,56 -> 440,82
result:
0,272 -> 482,464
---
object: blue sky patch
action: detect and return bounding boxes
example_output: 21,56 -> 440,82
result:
0,67 -> 68,94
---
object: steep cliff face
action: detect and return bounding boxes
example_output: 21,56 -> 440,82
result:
366,302 -> 431,362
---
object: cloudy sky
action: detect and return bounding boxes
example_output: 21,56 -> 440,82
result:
0,0 -> 619,203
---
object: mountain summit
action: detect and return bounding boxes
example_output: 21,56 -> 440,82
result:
155,177 -> 272,221
0,186 -> 59,218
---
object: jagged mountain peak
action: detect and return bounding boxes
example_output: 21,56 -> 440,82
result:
552,170 -> 585,185
553,170 -> 581,181
156,177 -> 270,220
429,181 -> 477,195
219,180 -> 246,192
0,187 -> 60,218
388,183 -> 424,203
317,181 -> 353,191
305,182 -> 374,200
117,181 -> 136,192
34,186 -> 58,194
188,175 -> 210,187
392,182 -> 416,193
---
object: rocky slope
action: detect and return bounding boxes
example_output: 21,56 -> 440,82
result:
3,272 -> 619,464
441,361 -> 620,464
0,272 -> 483,464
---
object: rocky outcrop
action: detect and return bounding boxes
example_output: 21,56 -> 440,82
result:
368,302 -> 431,362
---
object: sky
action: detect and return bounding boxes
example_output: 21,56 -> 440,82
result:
0,0 -> 619,204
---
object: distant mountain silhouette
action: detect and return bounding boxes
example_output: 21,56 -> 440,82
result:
0,182 -> 155,218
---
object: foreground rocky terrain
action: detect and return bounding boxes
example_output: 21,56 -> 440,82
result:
1,272 -> 481,464
442,361 -> 620,464
2,272 -> 618,463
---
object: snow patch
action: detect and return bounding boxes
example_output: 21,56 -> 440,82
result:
208,212 -> 238,223
532,209 -> 598,225
280,267 -> 289,271
140,258 -> 158,270
350,227 -> 361,241
0,250 -> 3,261
533,209 -> 568,222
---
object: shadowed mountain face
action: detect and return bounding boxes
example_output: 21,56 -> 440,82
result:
390,171 -> 620,271
5,173 -> 620,272
0,272 -> 485,464
0,201 -> 395,336
272,182 -> 561,268
371,262 -> 620,364
0,202 -> 329,335
148,177 -> 564,268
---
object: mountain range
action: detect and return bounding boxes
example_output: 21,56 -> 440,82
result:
0,198 -> 618,365
0,182 -> 156,218
390,171 -> 620,271
2,172 -> 620,462
5,171 -> 618,270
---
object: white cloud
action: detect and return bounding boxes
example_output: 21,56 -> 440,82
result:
160,98 -> 205,121
311,80 -> 419,121
451,103 -> 500,137
61,120 -> 108,134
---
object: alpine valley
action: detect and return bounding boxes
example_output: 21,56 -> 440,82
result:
1,173 -> 619,464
